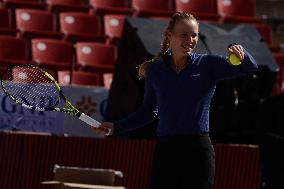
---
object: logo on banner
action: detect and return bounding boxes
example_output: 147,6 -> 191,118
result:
76,96 -> 97,115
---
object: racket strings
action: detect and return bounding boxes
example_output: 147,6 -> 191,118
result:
1,66 -> 60,109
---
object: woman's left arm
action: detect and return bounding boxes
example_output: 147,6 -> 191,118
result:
210,44 -> 258,81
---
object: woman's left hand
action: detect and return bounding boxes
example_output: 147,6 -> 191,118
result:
227,44 -> 244,62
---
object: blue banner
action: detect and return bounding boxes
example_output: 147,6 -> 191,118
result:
0,85 -> 109,137
0,92 -> 64,133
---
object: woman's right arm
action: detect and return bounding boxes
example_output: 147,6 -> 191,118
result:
98,64 -> 157,136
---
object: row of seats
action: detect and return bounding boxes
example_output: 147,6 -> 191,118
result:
57,71 -> 113,88
11,66 -> 113,88
0,0 -> 283,95
0,8 -> 125,45
0,36 -> 115,88
0,7 -> 278,50
0,0 -> 277,49
0,0 -> 261,24
0,0 -> 275,46
0,0 -> 256,17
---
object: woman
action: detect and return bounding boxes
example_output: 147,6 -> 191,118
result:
96,12 -> 258,189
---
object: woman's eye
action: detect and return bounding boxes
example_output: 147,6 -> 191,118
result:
180,33 -> 198,39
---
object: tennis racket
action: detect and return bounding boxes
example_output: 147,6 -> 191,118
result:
0,64 -> 106,134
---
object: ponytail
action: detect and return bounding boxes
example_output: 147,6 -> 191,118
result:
138,34 -> 169,79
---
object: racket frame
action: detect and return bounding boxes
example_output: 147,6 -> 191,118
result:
0,64 -> 102,129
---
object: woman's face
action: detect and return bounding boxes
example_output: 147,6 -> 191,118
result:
168,19 -> 199,57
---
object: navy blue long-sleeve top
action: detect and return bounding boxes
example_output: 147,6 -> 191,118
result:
114,50 -> 258,136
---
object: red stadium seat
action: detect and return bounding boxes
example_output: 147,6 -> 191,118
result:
0,35 -> 31,67
174,0 -> 220,22
59,12 -> 106,43
31,38 -> 74,71
11,66 -> 49,83
47,0 -> 89,13
58,70 -> 101,86
254,23 -> 272,45
132,0 -> 173,17
254,23 -> 281,53
217,0 -> 262,24
2,0 -> 46,28
89,0 -> 133,16
104,14 -> 126,45
0,7 -> 18,36
15,9 -> 63,39
273,53 -> 284,78
47,0 -> 90,31
271,53 -> 284,95
75,42 -> 116,73
0,8 -> 11,28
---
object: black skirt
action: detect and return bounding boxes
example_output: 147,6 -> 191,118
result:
150,134 -> 215,189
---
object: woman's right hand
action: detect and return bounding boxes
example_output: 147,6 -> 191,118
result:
93,122 -> 114,136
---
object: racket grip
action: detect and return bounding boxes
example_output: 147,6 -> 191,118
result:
79,113 -> 101,128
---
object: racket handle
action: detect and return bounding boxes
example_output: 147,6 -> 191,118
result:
79,113 -> 101,128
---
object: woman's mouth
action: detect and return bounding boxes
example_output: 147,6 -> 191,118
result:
182,44 -> 192,51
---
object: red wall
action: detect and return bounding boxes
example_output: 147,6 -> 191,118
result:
0,132 -> 261,189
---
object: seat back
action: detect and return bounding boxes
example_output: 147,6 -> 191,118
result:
89,0 -> 128,9
31,38 -> 73,64
58,71 -> 101,86
0,36 -> 28,60
132,0 -> 171,11
5,0 -> 39,2
217,0 -> 256,17
0,8 -> 10,28
16,9 -> 55,32
59,12 -> 100,35
255,23 -> 272,45
75,42 -> 116,67
175,0 -> 218,14
104,14 -> 126,38
47,0 -> 85,6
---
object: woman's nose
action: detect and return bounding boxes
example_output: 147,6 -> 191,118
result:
186,35 -> 194,42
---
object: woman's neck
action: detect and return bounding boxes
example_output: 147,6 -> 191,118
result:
171,55 -> 188,73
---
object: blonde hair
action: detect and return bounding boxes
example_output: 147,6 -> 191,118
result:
137,12 -> 198,78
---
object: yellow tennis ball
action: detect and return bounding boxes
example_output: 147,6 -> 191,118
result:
229,53 -> 241,66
